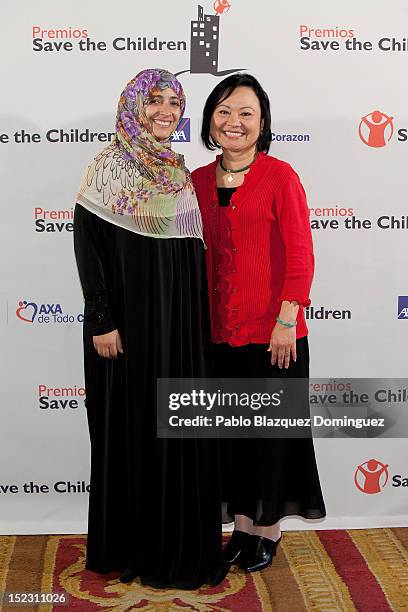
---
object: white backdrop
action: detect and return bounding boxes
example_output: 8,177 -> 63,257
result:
1,0 -> 407,534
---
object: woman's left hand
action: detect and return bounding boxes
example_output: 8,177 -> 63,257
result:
268,324 -> 297,369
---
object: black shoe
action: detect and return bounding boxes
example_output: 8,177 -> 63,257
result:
222,530 -> 252,565
209,560 -> 231,585
119,569 -> 136,583
239,535 -> 282,573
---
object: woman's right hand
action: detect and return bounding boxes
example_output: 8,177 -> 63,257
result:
93,330 -> 124,359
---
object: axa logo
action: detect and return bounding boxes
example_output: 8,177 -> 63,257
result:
354,459 -> 389,494
358,109 -> 408,147
171,118 -> 191,142
398,296 -> 408,319
15,299 -> 83,324
16,300 -> 62,323
176,2 -> 244,77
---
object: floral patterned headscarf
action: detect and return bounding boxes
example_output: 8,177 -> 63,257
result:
77,69 -> 203,241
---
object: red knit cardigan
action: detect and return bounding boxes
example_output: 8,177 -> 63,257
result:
191,152 -> 314,346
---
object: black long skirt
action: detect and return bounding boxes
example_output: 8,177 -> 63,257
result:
212,338 -> 326,526
75,205 -> 223,589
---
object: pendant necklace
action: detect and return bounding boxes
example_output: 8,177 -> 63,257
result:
219,153 -> 258,183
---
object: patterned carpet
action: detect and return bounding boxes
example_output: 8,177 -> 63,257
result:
1,529 -> 408,611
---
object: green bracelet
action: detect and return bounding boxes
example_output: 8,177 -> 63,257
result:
276,317 -> 297,328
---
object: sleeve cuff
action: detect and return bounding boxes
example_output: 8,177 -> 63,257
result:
84,295 -> 116,335
277,296 -> 311,308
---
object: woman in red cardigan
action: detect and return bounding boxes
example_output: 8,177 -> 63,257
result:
191,74 -> 326,573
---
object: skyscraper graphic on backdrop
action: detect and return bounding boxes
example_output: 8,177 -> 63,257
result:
191,5 -> 219,73
176,4 -> 244,76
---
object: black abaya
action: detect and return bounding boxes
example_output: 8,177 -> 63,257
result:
74,204 -> 223,589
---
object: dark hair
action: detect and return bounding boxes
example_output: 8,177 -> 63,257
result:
201,73 -> 272,153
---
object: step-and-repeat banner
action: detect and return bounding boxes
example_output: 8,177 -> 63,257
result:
1,0 -> 407,533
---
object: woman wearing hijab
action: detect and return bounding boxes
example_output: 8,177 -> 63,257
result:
192,73 -> 326,573
74,69 -> 224,589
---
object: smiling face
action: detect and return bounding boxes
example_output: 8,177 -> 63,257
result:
210,86 -> 263,155
144,87 -> 181,141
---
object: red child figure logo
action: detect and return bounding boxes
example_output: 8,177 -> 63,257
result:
354,459 -> 389,494
213,0 -> 231,15
359,110 -> 394,147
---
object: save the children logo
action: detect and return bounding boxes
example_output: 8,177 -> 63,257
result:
31,2 -> 244,80
38,384 -> 86,410
355,459 -> 408,492
15,299 -> 83,324
358,110 -> 394,147
358,110 -> 408,147
354,459 -> 389,494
